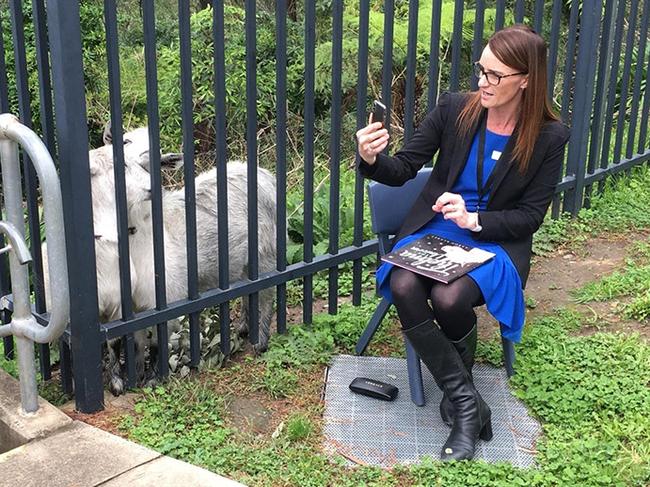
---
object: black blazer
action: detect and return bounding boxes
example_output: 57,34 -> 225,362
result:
358,92 -> 571,286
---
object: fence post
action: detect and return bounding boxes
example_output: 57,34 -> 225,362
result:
46,0 -> 103,412
562,0 -> 603,215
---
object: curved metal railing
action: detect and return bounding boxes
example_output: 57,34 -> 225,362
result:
0,113 -> 69,413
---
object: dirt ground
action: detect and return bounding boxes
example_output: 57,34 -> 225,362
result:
475,231 -> 650,342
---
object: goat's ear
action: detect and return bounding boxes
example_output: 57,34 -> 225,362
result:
161,152 -> 184,170
103,121 -> 112,145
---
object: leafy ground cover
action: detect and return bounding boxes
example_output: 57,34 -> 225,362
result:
77,166 -> 650,486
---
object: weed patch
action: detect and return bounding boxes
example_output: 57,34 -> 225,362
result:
574,240 -> 650,322
579,165 -> 650,232
119,305 -> 650,486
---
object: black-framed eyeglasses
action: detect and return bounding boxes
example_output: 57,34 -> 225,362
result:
473,61 -> 527,86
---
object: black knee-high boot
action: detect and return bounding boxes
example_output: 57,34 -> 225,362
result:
403,319 -> 492,461
439,324 -> 477,427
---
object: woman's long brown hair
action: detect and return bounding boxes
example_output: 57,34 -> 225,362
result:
456,25 -> 560,174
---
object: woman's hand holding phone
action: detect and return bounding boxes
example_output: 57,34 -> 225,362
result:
355,100 -> 389,165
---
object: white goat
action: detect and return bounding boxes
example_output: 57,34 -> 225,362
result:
94,127 -> 278,395
41,142 -> 155,391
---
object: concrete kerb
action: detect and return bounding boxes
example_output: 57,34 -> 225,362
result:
0,369 -> 71,453
0,370 -> 244,487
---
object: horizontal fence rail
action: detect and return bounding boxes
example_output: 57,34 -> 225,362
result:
0,0 -> 649,412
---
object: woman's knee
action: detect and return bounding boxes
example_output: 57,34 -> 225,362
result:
430,282 -> 474,317
390,269 -> 425,304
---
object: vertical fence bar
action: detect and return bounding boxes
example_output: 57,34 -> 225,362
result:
599,0 -> 626,176
32,0 -> 55,155
495,0 -> 506,32
0,10 -> 8,112
547,0 -> 563,102
9,0 -> 32,127
427,0 -> 441,112
533,0 -> 544,34
46,0 -> 103,412
245,0 -> 260,340
303,0 -> 315,323
0,10 -> 15,364
10,0 -> 50,380
142,0 -> 169,381
563,0 -> 603,215
639,17 -> 650,152
275,1 -> 287,334
212,1 -> 230,355
382,0 -> 394,133
449,0 -> 463,91
31,0 -> 55,377
404,0 -> 418,139
584,0 -> 618,207
514,0 -> 525,23
552,0 -> 577,215
58,338 -> 72,395
613,0 -> 639,164
628,0 -> 650,158
352,0 -> 370,306
178,0 -> 201,367
470,0 -> 485,91
327,1 -> 343,315
560,0 -> 579,125
105,0 -> 138,388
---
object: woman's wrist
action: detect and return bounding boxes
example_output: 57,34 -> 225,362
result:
469,212 -> 482,232
361,154 -> 376,165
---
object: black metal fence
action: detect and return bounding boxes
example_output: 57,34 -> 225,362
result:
0,0 -> 649,412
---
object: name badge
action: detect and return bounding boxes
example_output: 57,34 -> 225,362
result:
491,150 -> 502,161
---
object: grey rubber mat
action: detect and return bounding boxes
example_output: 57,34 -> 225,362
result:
323,355 -> 540,468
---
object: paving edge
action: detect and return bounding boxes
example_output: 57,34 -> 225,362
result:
0,369 -> 72,453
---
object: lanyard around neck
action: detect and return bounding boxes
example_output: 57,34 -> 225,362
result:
475,116 -> 499,212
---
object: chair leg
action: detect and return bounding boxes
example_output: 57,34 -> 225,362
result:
356,298 -> 426,405
405,339 -> 426,406
501,334 -> 516,378
355,298 -> 391,356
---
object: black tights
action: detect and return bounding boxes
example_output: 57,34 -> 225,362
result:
390,267 -> 485,341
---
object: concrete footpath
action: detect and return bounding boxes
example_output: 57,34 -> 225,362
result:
0,371 -> 244,487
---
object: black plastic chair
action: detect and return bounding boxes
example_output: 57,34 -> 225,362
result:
355,167 -> 516,406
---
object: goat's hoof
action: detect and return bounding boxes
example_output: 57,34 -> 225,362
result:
253,342 -> 268,355
109,377 -> 124,396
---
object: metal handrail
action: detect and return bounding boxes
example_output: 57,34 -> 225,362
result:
0,113 -> 69,413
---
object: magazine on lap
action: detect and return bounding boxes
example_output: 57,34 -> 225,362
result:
381,234 -> 495,284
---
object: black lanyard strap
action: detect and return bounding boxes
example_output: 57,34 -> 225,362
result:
475,116 -> 499,212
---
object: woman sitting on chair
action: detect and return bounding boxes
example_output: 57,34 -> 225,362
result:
355,25 -> 570,461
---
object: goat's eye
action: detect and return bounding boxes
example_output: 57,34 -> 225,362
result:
124,138 -> 132,145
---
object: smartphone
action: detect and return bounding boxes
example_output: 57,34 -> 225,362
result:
372,100 -> 387,127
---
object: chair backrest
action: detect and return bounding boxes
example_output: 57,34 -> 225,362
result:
367,167 -> 432,236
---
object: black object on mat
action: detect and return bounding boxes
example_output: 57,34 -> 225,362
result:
349,377 -> 398,401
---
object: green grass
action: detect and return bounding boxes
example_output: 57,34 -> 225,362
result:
0,340 -> 69,406
0,340 -> 19,378
574,240 -> 650,322
258,299 -> 402,398
120,305 -> 650,486
578,164 -> 650,232
532,164 -> 650,257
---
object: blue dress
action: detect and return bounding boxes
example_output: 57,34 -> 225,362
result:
376,129 -> 526,343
